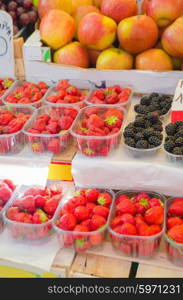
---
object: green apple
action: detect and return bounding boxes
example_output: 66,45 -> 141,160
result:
32,0 -> 39,8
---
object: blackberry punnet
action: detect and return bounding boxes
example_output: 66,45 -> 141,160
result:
134,132 -> 144,142
175,137 -> 183,146
148,136 -> 162,147
136,139 -> 148,149
125,138 -> 135,147
165,123 -> 176,136
173,147 -> 183,155
164,141 -> 175,152
123,128 -> 135,138
164,121 -> 183,156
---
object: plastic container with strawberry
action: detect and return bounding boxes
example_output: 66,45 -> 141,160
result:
165,197 -> 183,266
0,179 -> 16,233
3,180 -> 66,242
71,105 -> 126,157
53,188 -> 115,253
109,191 -> 165,258
44,79 -> 93,109
85,80 -> 133,110
0,78 -> 15,105
2,80 -> 50,108
0,105 -> 35,154
23,105 -> 78,154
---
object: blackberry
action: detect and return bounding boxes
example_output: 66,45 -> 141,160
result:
176,121 -> 183,130
175,137 -> 183,146
151,131 -> 163,139
146,113 -> 160,124
140,96 -> 150,106
125,138 -> 135,147
148,144 -> 156,149
134,127 -> 145,133
175,130 -> 183,138
165,123 -> 176,135
164,141 -> 175,152
148,136 -> 162,147
143,128 -> 155,138
125,123 -> 135,130
144,120 -> 151,128
173,147 -> 183,155
134,132 -> 144,142
135,139 -> 148,149
161,107 -> 169,115
153,124 -> 163,132
124,128 -> 135,138
149,93 -> 159,99
148,105 -> 157,112
134,118 -> 145,128
165,136 -> 175,143
134,104 -> 147,114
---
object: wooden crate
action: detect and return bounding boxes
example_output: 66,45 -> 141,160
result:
136,264 -> 183,278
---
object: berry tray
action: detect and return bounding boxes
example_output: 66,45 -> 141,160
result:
0,78 -> 16,105
70,105 -> 126,157
85,80 -> 133,111
23,105 -> 78,155
108,190 -> 166,259
44,79 -> 93,109
3,180 -> 66,242
0,105 -> 36,155
164,148 -> 183,165
2,79 -> 50,108
53,188 -> 115,253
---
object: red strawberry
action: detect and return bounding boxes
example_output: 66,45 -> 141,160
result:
116,194 -> 129,205
90,215 -> 106,230
113,223 -> 137,235
111,215 -> 125,229
172,198 -> 183,204
44,194 -> 61,215
47,138 -> 61,154
87,114 -> 104,129
34,195 -> 46,208
92,89 -> 105,100
89,233 -> 103,246
167,217 -> 183,229
32,209 -> 48,224
145,224 -> 162,236
74,206 -> 90,221
135,198 -> 150,214
80,219 -> 92,230
24,188 -> 45,197
22,213 -> 33,224
33,119 -> 47,132
57,214 -> 77,230
74,224 -> 89,233
136,220 -> 149,236
6,207 -> 20,221
86,202 -> 96,216
99,146 -> 110,156
119,242 -> 132,254
168,201 -> 183,217
116,199 -> 136,216
85,107 -> 100,118
0,186 -> 12,202
2,179 -> 16,191
93,205 -> 109,219
82,147 -> 96,157
21,196 -> 36,213
14,212 -> 27,223
135,192 -> 150,202
149,198 -> 163,208
104,108 -> 123,120
97,192 -> 112,207
106,94 -> 118,104
85,189 -> 99,203
56,80 -> 70,90
32,142 -> 45,153
59,116 -> 73,130
60,201 -> 75,216
167,224 -> 183,243
70,195 -> 86,207
145,206 -> 164,225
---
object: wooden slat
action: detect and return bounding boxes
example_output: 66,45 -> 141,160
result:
136,264 -> 183,278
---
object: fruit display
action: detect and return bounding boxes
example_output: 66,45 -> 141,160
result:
37,0 -> 183,71
71,106 -> 126,157
4,181 -> 64,241
166,197 -> 183,266
0,179 -> 16,233
134,93 -> 173,117
3,80 -> 49,107
109,191 -> 165,258
123,114 -> 163,157
53,188 -> 114,252
0,78 -> 15,104
0,106 -> 34,154
85,83 -> 132,109
164,121 -> 183,163
0,0 -> 39,36
44,79 -> 91,108
23,105 -> 78,154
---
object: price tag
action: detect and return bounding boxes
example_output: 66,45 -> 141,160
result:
171,79 -> 183,122
0,11 -> 15,78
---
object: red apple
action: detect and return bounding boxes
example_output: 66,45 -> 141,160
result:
101,0 -> 137,23
38,0 -> 72,19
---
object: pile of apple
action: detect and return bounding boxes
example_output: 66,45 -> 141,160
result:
55,188 -> 113,252
5,184 -> 63,240
38,0 -> 183,71
110,192 -> 164,257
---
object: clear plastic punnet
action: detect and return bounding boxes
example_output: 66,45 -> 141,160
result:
0,105 -> 35,155
85,80 -> 133,111
164,148 -> 183,165
123,142 -> 163,159
23,105 -> 79,155
44,79 -> 93,109
53,188 -> 115,253
0,78 -> 16,105
108,190 -> 166,259
71,105 -> 126,157
3,180 -> 67,242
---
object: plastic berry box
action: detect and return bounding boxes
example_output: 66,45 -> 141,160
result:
123,142 -> 163,159
164,148 -> 183,165
0,78 -> 16,105
2,79 -> 50,108
44,79 -> 93,109
23,105 -> 78,155
108,190 -> 166,259
0,105 -> 35,155
53,188 -> 115,253
71,105 -> 126,157
85,80 -> 133,111
3,180 -> 66,243
165,198 -> 183,267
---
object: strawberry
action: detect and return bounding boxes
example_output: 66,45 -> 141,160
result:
116,199 -> 136,216
149,198 -> 163,208
145,224 -> 162,236
60,201 -> 76,216
21,196 -> 36,213
2,179 -> 16,191
89,233 -> 103,246
81,219 -> 92,230
134,192 -> 150,203
168,200 -> 183,217
93,206 -> 109,219
74,206 -> 90,221
119,242 -> 132,254
47,138 -> 61,154
116,194 -> 129,204
172,198 -> 183,204
70,195 -> 86,207
86,202 -> 96,216
59,116 -> 73,130
64,107 -> 78,119
99,146 -> 110,156
6,207 -> 20,221
24,188 -> 45,197
32,209 -> 48,224
85,107 -> 100,118
167,224 -> 183,243
167,217 -> 183,229
113,223 -> 137,235
92,89 -> 105,100
137,241 -> 155,257
34,195 -> 46,208
136,220 -> 149,236
57,214 -> 77,231
104,108 -> 124,121
14,212 -> 27,223
111,215 -> 125,229
56,80 -> 70,90
44,194 -> 61,215
0,186 -> 12,202
87,114 -> 104,129
104,115 -> 122,130
22,213 -> 33,224
145,206 -> 164,225
90,215 -> 106,230
32,142 -> 45,153
85,189 -> 99,203
74,224 -> 89,234
135,198 -> 150,214
97,192 -> 112,207
83,147 -> 96,157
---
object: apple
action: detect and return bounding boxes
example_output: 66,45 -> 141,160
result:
162,16 -> 183,57
78,12 -> 117,51
71,0 -> 93,15
96,47 -> 133,70
118,15 -> 158,54
93,0 -> 102,8
135,48 -> 173,71
53,41 -> 90,68
101,0 -> 137,23
146,0 -> 183,27
40,9 -> 75,50
38,0 -> 72,19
